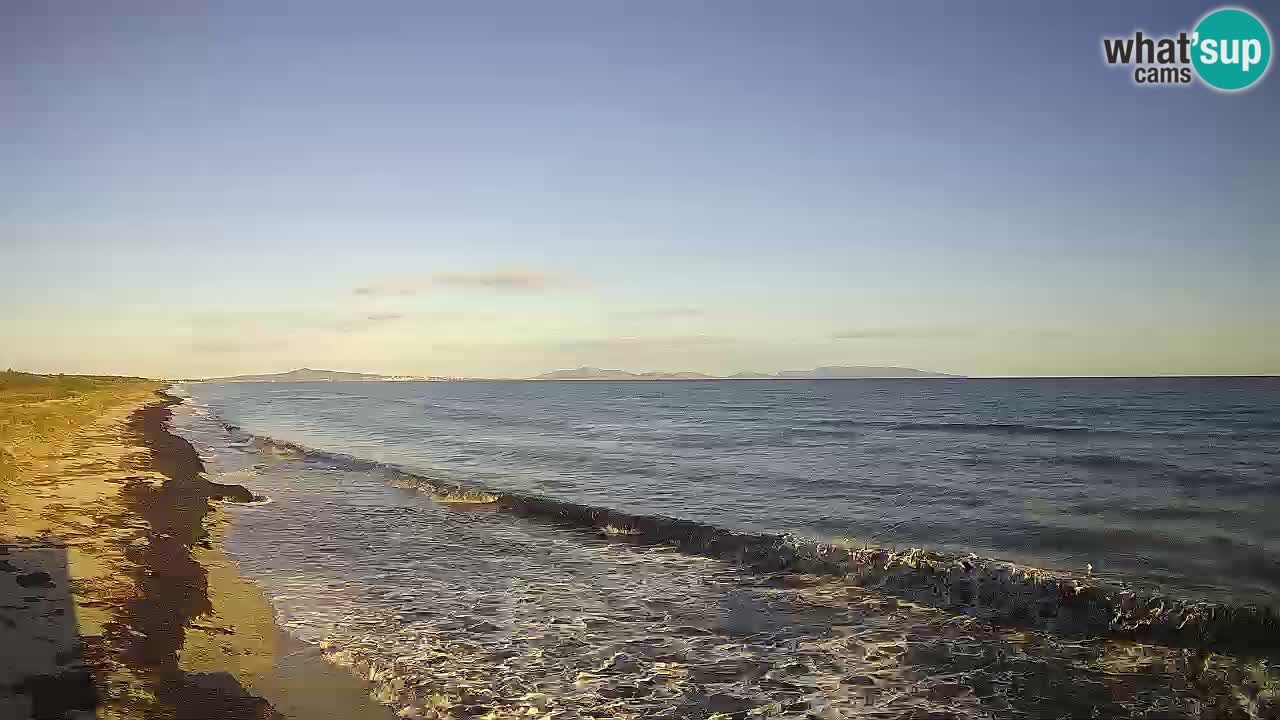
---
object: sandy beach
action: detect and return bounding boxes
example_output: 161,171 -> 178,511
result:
1,375 -> 393,720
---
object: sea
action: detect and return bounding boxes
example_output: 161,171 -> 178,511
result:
169,378 -> 1280,719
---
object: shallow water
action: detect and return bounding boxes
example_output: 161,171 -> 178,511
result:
170,379 -> 1280,712
179,378 -> 1280,604
169,380 -> 1280,718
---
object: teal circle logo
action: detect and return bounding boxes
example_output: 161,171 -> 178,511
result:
1192,7 -> 1271,91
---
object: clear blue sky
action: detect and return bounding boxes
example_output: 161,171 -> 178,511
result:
2,1 -> 1276,377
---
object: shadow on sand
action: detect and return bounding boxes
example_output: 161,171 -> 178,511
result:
0,539 -> 96,720
98,393 -> 279,719
2,392 -> 282,720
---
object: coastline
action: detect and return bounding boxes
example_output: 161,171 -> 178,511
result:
1,385 -> 393,719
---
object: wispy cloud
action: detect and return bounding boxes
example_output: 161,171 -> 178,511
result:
353,284 -> 416,297
612,307 -> 705,319
430,335 -> 736,352
1028,329 -> 1079,341
353,270 -> 565,297
432,271 -> 560,290
332,312 -> 407,333
557,335 -> 735,350
189,309 -> 415,348
832,326 -> 974,341
832,326 -> 1082,343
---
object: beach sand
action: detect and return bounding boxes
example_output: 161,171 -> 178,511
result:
1,378 -> 393,720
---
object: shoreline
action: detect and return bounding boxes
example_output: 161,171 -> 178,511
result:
145,392 -> 398,720
2,386 -> 394,719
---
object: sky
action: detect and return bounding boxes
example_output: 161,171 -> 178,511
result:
2,1 -> 1277,378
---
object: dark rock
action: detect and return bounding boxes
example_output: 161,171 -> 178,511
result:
928,682 -> 970,700
16,571 -> 54,588
598,683 -> 646,699
969,672 -> 995,698
16,670 -> 98,718
705,692 -> 756,714
597,651 -> 641,673
207,482 -> 255,503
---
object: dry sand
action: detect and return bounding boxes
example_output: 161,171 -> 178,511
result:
1,383 -> 394,720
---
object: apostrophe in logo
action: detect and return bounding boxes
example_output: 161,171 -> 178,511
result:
1191,7 -> 1271,91
1101,6 -> 1271,92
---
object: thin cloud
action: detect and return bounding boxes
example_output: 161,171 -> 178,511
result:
189,311 -> 298,330
612,307 -> 705,319
190,309 -> 410,341
190,340 -> 244,354
832,326 -> 974,340
832,326 -> 1080,342
1028,329 -> 1079,340
430,335 -> 736,352
431,271 -> 561,290
332,312 -> 409,334
353,271 -> 564,297
557,335 -> 735,350
354,285 -> 416,297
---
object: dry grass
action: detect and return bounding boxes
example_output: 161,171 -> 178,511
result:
0,370 -> 159,487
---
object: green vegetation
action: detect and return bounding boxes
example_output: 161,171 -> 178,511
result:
0,370 -> 159,486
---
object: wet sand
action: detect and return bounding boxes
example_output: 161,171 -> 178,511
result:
1,386 -> 394,719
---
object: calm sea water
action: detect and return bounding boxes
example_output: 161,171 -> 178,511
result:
171,378 -> 1280,718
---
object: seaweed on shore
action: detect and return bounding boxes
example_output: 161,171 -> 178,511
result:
92,391 -> 280,719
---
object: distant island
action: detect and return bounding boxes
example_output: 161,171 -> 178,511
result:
535,367 -> 717,381
194,366 -> 962,383
533,366 -> 962,380
773,366 -> 960,379
199,368 -> 434,383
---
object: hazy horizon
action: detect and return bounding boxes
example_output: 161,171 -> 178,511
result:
61,364 -> 1280,381
4,2 -> 1277,379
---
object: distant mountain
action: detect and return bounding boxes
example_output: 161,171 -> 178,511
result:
774,365 -> 959,379
533,367 -> 715,381
203,368 -> 428,383
533,366 -> 960,380
534,367 -> 634,380
637,371 -> 717,380
202,365 -> 960,383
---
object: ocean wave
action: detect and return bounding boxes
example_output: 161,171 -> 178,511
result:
225,426 -> 1280,657
1057,453 -> 1163,470
807,418 -> 871,428
887,421 -> 1123,437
